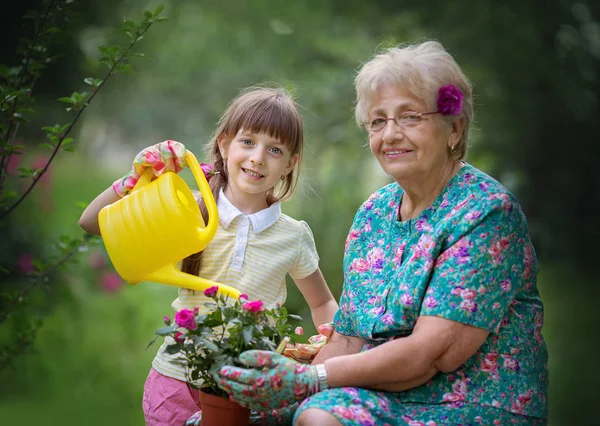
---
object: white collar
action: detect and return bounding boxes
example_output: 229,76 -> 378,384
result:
217,188 -> 281,234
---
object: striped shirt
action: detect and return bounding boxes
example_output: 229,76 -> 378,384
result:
152,189 -> 319,382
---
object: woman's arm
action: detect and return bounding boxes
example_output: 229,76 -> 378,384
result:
293,268 -> 338,329
324,315 -> 489,392
78,186 -> 120,235
312,329 -> 365,364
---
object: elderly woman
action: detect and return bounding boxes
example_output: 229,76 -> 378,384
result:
216,41 -> 549,425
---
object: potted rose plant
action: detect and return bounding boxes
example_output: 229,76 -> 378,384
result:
149,286 -> 301,426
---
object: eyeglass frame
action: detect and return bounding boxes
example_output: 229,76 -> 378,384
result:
360,111 -> 441,133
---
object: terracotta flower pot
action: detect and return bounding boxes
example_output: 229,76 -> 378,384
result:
199,390 -> 250,426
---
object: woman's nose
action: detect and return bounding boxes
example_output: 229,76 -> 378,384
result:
381,119 -> 404,144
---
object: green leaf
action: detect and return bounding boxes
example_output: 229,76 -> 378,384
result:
63,145 -> 75,152
144,10 -> 153,19
58,97 -> 74,104
2,190 -> 17,200
0,265 -> 9,274
288,314 -> 303,321
156,17 -> 168,22
84,77 -> 94,86
153,4 -> 165,16
123,19 -> 136,28
242,325 -> 254,345
39,143 -> 54,150
155,324 -> 177,335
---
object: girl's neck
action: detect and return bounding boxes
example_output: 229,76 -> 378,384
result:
399,160 -> 461,221
223,185 -> 270,215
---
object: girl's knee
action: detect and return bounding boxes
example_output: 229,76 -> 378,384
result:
295,408 -> 341,426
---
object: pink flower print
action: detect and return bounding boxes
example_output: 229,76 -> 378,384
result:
203,285 -> 219,297
524,244 -> 533,278
488,237 -> 511,264
378,397 -> 390,412
424,296 -> 438,308
411,234 -> 435,261
451,286 -> 464,296
364,220 -> 372,233
502,355 -> 520,371
460,288 -> 477,299
443,392 -> 465,402
372,306 -> 385,315
414,218 -> 433,232
242,300 -> 264,312
353,406 -> 376,425
511,391 -> 533,414
174,308 -> 197,330
345,230 -> 360,250
492,400 -> 502,408
480,353 -> 499,377
100,271 -> 124,293
500,279 -> 512,292
400,293 -> 414,306
364,200 -> 374,210
367,247 -> 384,268
394,242 -> 406,264
17,253 -> 34,274
351,258 -> 370,273
381,313 -> 395,325
460,299 -> 477,313
492,302 -> 501,309
332,406 -> 356,420
270,374 -> 283,391
479,181 -> 490,192
464,210 -> 482,221
440,198 -> 449,208
408,421 -> 426,426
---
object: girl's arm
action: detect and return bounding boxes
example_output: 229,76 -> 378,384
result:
79,186 -> 120,235
293,268 -> 338,329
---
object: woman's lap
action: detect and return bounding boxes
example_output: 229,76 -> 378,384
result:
294,387 -> 546,426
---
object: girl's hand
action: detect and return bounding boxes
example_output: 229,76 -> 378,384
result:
112,140 -> 188,198
282,322 -> 334,364
216,350 -> 321,412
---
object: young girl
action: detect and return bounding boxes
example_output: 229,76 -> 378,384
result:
78,86 -> 338,426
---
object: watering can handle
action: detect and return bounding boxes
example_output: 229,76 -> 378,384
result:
186,151 -> 219,242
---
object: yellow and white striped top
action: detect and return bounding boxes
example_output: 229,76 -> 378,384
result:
152,190 -> 319,382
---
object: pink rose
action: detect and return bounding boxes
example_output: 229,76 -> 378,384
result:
295,327 -> 304,335
174,308 -> 197,330
203,285 -> 219,297
239,293 -> 249,300
242,300 -> 264,312
163,315 -> 171,325
174,331 -> 185,343
437,85 -> 464,116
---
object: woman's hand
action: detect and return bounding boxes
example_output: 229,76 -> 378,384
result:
112,140 -> 188,198
216,350 -> 320,412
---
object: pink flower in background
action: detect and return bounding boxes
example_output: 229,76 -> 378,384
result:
100,272 -> 124,293
175,309 -> 197,330
200,163 -> 218,182
203,285 -> 219,297
239,293 -> 249,300
163,315 -> 171,325
87,250 -> 107,270
17,253 -> 35,274
242,300 -> 264,312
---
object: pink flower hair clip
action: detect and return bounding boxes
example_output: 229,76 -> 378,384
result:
200,163 -> 220,182
436,85 -> 464,116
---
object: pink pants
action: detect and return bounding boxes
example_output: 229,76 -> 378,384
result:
142,368 -> 201,426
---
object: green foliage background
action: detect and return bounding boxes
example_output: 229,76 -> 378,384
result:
1,0 -> 598,424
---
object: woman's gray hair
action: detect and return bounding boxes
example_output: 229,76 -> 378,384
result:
355,41 -> 473,160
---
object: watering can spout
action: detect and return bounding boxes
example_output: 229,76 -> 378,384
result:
146,264 -> 242,299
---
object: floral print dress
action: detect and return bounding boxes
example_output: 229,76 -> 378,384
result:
295,164 -> 548,425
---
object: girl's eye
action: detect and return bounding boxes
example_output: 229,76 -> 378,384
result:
241,139 -> 253,145
269,147 -> 282,155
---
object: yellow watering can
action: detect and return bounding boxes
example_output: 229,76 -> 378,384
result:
98,151 -> 241,299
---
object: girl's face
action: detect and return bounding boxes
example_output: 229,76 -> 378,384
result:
218,129 -> 298,210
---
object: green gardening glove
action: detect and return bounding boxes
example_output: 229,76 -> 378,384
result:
216,350 -> 321,412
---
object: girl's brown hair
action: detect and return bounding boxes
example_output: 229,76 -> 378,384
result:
181,85 -> 304,278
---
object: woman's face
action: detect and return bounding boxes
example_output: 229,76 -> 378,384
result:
367,85 -> 460,184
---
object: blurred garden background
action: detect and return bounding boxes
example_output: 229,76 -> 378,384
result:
1,0 -> 599,424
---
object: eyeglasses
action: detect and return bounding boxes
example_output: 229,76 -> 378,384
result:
361,111 -> 440,133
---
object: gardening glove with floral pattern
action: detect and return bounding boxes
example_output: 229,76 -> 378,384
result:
112,140 -> 188,198
216,350 -> 322,412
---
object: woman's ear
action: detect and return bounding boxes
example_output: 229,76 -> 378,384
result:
447,117 -> 465,149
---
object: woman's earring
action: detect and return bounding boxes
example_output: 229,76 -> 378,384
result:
280,175 -> 286,181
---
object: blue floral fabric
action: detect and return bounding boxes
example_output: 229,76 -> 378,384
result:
327,163 -> 548,423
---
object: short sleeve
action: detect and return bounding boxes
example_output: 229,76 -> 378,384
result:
420,198 -> 528,332
288,221 -> 319,280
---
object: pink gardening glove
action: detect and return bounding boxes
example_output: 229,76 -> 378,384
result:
112,140 -> 188,198
282,322 -> 334,364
